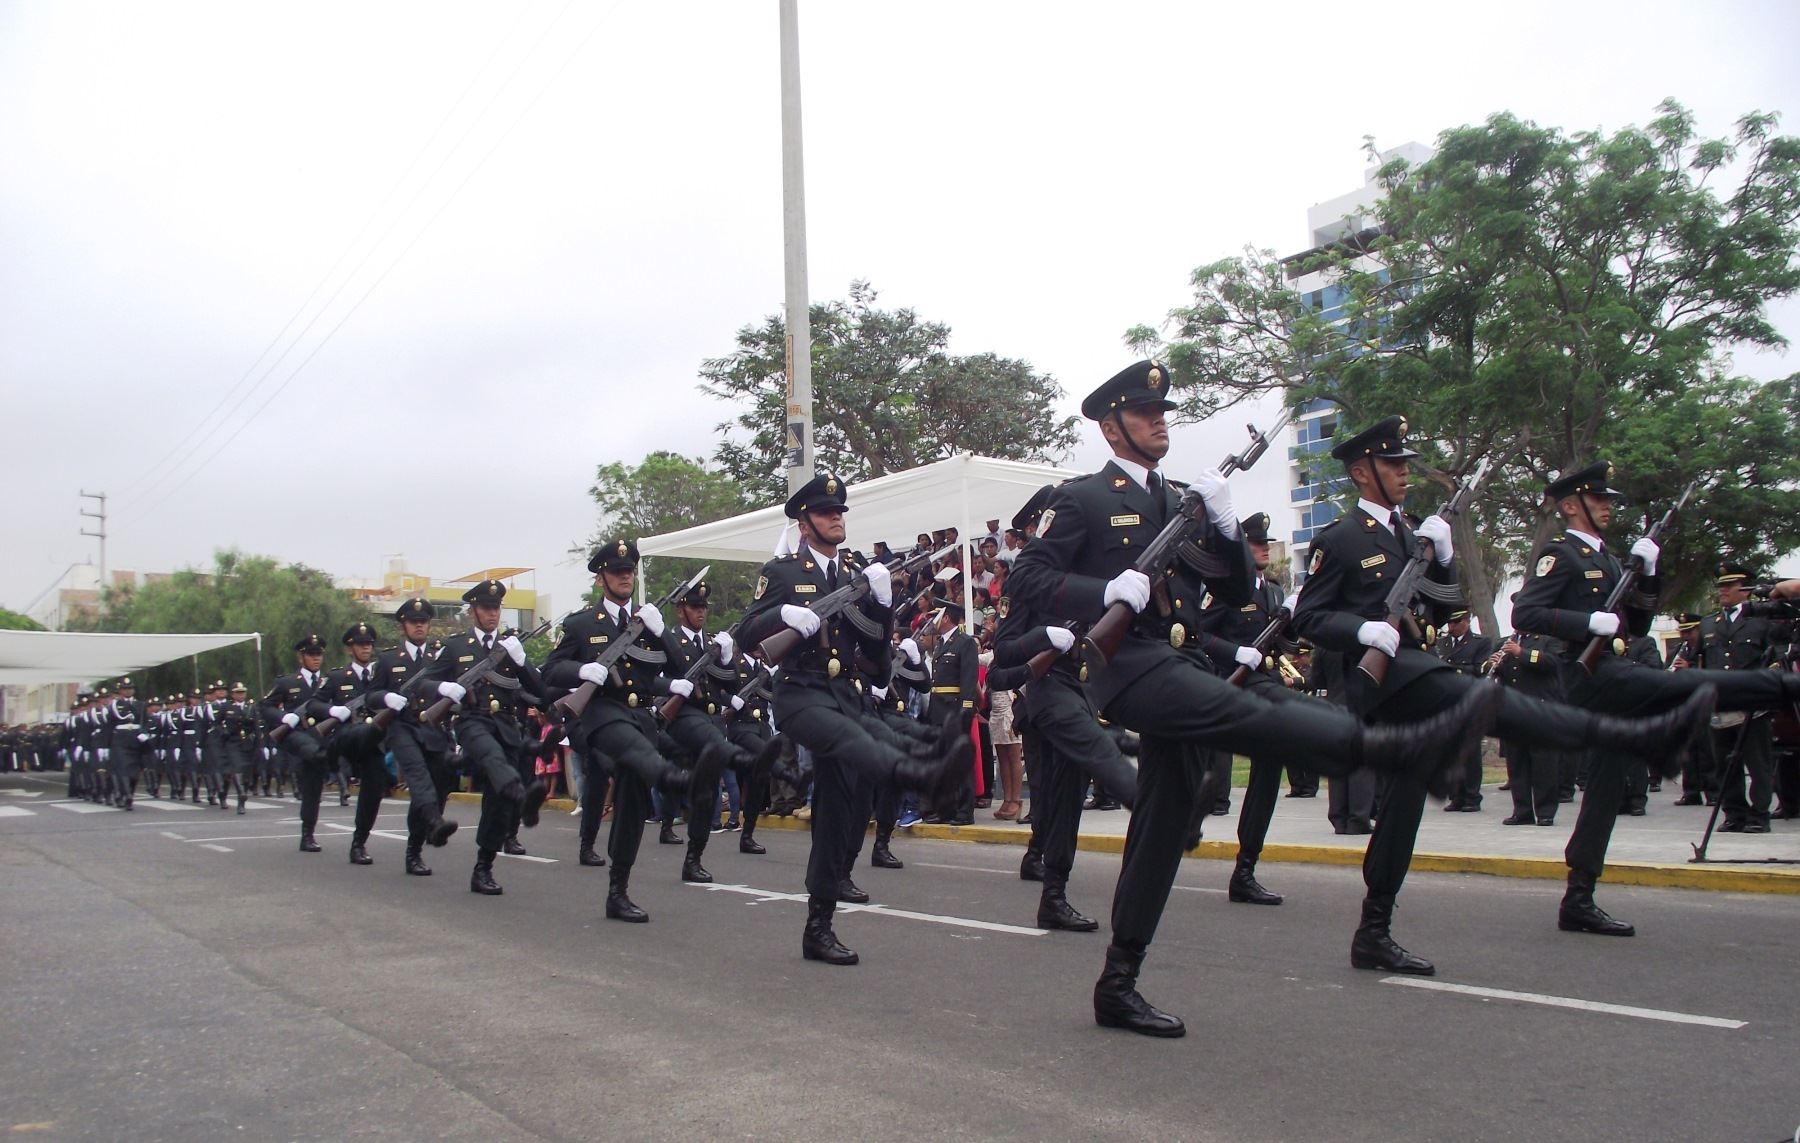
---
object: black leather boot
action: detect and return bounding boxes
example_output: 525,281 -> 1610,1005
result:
1093,942 -> 1183,1037
236,793 -> 246,815
470,855 -> 503,895
298,833 -> 321,854
502,836 -> 528,857
681,842 -> 713,883
739,820 -> 766,855
1360,683 -> 1503,800
870,840 -> 903,869
802,898 -> 858,965
405,844 -> 431,876
427,818 -> 458,847
605,867 -> 648,922
1227,855 -> 1282,905
837,877 -> 870,904
1037,871 -> 1098,932
1558,869 -> 1634,936
578,846 -> 607,867
1020,850 -> 1046,882
518,777 -> 547,828
658,821 -> 681,845
1585,685 -> 1717,780
1350,895 -> 1433,974
349,842 -> 373,866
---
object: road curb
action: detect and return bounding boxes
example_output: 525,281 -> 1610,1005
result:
450,792 -> 1800,895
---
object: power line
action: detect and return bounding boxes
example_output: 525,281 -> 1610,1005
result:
120,1 -> 560,509
132,0 -> 628,519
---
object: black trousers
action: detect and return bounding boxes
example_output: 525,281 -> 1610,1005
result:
582,707 -> 677,875
386,723 -> 453,849
776,697 -> 914,903
284,731 -> 328,837
1226,671 -> 1310,866
576,748 -> 610,851
458,719 -> 527,855
1328,768 -> 1376,833
1717,718 -> 1775,827
726,720 -> 772,829
667,710 -> 739,852
1505,741 -> 1561,821
1560,656 -> 1790,877
334,723 -> 388,845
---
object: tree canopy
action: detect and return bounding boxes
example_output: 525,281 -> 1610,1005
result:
1129,101 -> 1800,625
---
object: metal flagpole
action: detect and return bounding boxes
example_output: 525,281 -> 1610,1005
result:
780,0 -> 814,497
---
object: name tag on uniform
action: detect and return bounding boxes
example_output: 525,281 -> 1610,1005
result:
393,666 -> 407,674
1360,554 -> 1387,569
1110,514 -> 1141,527
1584,569 -> 1605,579
589,635 -> 606,644
794,584 -> 817,594
457,655 -> 475,663
1241,603 -> 1258,612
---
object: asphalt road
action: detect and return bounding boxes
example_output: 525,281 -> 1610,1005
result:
3,771 -> 1797,1143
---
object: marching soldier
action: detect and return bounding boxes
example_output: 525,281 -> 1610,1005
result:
318,623 -> 387,865
1435,608 -> 1498,811
367,598 -> 461,876
260,634 -> 334,852
928,601 -> 981,826
1008,365 -> 1500,1036
1668,613 -> 1712,805
417,580 -> 550,895
723,648 -> 782,858
221,683 -> 260,814
1294,423 -> 1711,974
1494,627 -> 1568,826
102,678 -> 145,809
541,543 -> 719,920
1511,461 -> 1799,933
736,474 -> 970,966
200,679 -> 231,808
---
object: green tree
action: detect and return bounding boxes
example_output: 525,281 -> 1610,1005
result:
1131,102 -> 1800,631
92,551 -> 372,698
0,608 -> 44,632
703,280 -> 1080,504
579,451 -> 755,628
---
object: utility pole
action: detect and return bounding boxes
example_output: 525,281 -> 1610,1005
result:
79,490 -> 107,603
779,0 -> 814,496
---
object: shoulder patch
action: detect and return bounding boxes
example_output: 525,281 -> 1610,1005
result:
1038,508 -> 1055,538
1536,555 -> 1557,577
754,575 -> 768,600
1309,548 -> 1324,575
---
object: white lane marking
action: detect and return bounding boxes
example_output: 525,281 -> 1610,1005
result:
1,789 -> 43,797
0,805 -> 37,818
199,844 -> 234,853
912,861 -> 1015,875
180,834 -> 303,843
159,831 -> 184,840
135,799 -> 200,811
315,820 -> 557,862
242,800 -> 293,811
692,882 -> 1046,937
51,802 -> 120,814
1382,977 -> 1747,1030
1171,885 -> 1230,895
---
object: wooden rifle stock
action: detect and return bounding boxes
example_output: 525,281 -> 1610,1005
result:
755,545 -> 948,667
1576,480 -> 1698,675
552,569 -> 709,723
425,619 -> 553,726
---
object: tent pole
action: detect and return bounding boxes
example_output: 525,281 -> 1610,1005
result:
959,460 -> 974,635
254,633 -> 264,699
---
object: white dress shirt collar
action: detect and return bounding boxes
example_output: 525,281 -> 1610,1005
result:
1357,497 -> 1399,534
1109,455 -> 1156,492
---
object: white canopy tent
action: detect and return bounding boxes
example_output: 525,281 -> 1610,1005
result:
0,629 -> 261,686
638,453 -> 1082,628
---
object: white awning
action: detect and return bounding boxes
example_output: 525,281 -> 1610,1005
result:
0,630 -> 261,685
639,453 -> 1080,565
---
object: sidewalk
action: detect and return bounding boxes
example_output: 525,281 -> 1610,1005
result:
475,781 -> 1800,895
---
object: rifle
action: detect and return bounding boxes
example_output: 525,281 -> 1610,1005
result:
757,545 -> 953,667
268,690 -> 367,746
420,619 -> 553,726
1084,408 -> 1295,665
655,620 -> 747,721
1020,624 -> 1081,682
1227,607 -> 1294,687
551,566 -> 710,723
1357,456 -> 1492,685
1576,480 -> 1698,674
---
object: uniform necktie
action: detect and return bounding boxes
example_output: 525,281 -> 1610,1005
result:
827,560 -> 839,592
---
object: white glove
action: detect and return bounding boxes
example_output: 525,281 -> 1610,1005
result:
870,685 -> 889,701
862,561 -> 893,606
781,604 -> 821,637
383,692 -> 408,712
1417,514 -> 1454,565
729,695 -> 745,711
1282,591 -> 1302,613
1587,611 -> 1621,638
98,748 -> 109,763
498,635 -> 526,666
1356,621 -> 1400,657
635,604 -> 665,637
712,631 -> 735,664
667,679 -> 695,698
1191,468 -> 1239,537
899,637 -> 921,664
1233,645 -> 1263,670
1103,569 -> 1152,613
578,661 -> 608,686
136,733 -> 150,744
328,705 -> 352,722
1630,536 -> 1659,575
1046,626 -> 1076,653
437,682 -> 467,704
281,712 -> 301,729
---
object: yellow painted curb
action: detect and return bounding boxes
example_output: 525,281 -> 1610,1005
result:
440,791 -> 1800,894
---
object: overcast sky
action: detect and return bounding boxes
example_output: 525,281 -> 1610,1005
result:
4,0 -> 1798,620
